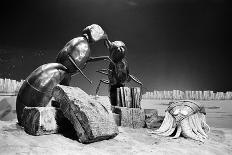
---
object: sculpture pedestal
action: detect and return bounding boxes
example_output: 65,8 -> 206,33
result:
112,87 -> 144,128
20,85 -> 119,143
21,107 -> 64,135
112,106 -> 145,128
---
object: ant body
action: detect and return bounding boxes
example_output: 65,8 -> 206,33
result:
95,40 -> 143,106
16,24 -> 113,125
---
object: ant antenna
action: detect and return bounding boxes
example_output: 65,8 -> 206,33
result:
104,39 -> 112,49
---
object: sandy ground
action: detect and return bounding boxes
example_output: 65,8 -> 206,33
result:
1,95 -> 232,154
141,99 -> 232,128
0,119 -> 231,155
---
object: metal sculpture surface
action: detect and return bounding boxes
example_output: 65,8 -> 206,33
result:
148,100 -> 210,142
95,40 -> 143,106
16,24 -> 112,125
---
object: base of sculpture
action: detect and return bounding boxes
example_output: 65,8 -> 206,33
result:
21,106 -> 83,139
20,85 -> 119,143
112,106 -> 145,128
144,109 -> 164,129
21,107 -> 61,135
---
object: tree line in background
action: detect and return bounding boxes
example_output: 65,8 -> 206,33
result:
142,90 -> 232,100
0,78 -> 24,94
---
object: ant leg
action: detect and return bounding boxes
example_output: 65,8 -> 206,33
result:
87,56 -> 115,66
129,74 -> 148,95
68,55 -> 92,84
96,69 -> 112,76
97,69 -> 111,72
129,74 -> 143,86
96,79 -> 110,95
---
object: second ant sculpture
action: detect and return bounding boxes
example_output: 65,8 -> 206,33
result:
95,39 -> 143,106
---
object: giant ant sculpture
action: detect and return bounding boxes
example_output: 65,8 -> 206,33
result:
16,24 -> 114,125
95,39 -> 143,106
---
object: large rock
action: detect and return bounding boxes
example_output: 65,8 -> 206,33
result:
112,106 -> 145,128
0,96 -> 16,121
0,98 -> 12,120
52,85 -> 119,143
144,109 -> 163,129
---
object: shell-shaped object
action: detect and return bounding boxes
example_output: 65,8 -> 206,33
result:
148,100 -> 210,142
16,63 -> 68,125
167,100 -> 205,123
172,124 -> 181,139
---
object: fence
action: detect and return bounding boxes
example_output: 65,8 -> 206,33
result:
142,90 -> 232,100
1,78 -> 232,100
0,78 -> 24,94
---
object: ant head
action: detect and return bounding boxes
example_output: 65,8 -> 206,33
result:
82,24 -> 108,43
106,41 -> 127,62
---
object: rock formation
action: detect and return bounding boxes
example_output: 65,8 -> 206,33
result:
144,109 -> 164,129
52,85 -> 119,143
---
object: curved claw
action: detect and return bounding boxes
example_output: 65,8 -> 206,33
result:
150,112 -> 173,134
191,113 -> 208,138
200,114 -> 210,134
158,126 -> 175,137
181,118 -> 204,142
147,129 -> 157,135
172,125 -> 182,139
157,114 -> 175,136
189,114 -> 207,139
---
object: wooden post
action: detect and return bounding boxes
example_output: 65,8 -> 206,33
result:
120,87 -> 125,107
131,88 -> 135,108
112,106 -> 145,128
116,88 -> 121,107
114,87 -> 144,128
116,87 -> 141,108
124,87 -> 132,108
